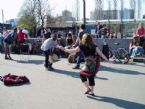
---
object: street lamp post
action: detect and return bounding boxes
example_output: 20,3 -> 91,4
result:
120,0 -> 124,38
83,0 -> 86,25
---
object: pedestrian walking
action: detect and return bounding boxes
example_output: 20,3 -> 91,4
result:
3,28 -> 17,60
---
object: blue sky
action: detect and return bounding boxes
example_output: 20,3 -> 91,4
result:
0,0 -> 145,22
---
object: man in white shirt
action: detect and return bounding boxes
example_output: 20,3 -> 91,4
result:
41,34 -> 59,70
22,28 -> 30,38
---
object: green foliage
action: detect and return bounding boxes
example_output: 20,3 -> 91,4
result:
18,15 -> 36,29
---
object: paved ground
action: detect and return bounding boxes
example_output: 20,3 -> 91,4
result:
0,53 -> 145,109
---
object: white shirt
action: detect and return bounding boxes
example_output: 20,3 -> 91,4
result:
41,38 -> 58,51
22,29 -> 29,35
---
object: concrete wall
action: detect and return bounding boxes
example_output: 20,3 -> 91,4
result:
94,38 -> 132,51
27,38 -> 132,52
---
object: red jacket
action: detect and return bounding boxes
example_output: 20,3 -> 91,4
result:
136,27 -> 145,37
18,32 -> 25,42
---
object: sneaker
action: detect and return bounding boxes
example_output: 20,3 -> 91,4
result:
51,67 -> 54,70
88,93 -> 95,96
8,56 -> 13,60
5,57 -> 9,60
85,88 -> 91,94
72,65 -> 80,69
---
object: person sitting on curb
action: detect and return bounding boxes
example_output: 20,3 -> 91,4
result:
129,35 -> 145,58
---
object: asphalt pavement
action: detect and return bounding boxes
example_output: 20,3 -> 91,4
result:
0,54 -> 145,109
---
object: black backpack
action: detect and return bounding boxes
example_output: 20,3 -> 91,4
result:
4,33 -> 15,44
102,44 -> 109,60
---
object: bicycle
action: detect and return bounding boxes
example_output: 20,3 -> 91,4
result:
109,42 -> 130,64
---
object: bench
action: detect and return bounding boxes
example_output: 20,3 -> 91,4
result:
133,55 -> 145,64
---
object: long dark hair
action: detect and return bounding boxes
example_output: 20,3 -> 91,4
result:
81,33 -> 96,48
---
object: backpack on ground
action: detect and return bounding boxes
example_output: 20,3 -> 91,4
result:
0,73 -> 30,86
68,54 -> 76,63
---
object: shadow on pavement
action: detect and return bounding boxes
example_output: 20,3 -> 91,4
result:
96,76 -> 108,80
100,65 -> 145,76
87,95 -> 145,109
52,69 -> 109,80
52,68 -> 80,78
16,59 -> 44,65
5,82 -> 31,87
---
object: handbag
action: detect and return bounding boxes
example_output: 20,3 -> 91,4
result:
80,56 -> 96,77
68,54 -> 76,63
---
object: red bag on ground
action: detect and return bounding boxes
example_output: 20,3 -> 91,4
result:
0,73 -> 30,86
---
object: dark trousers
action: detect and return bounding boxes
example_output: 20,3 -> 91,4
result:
44,50 -> 52,68
139,37 -> 145,47
80,74 -> 95,86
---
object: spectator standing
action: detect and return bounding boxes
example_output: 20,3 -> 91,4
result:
18,29 -> 26,43
44,27 -> 51,40
0,32 -> 4,52
136,23 -> 145,46
72,24 -> 86,69
37,27 -> 44,38
95,22 -> 103,38
3,28 -> 17,60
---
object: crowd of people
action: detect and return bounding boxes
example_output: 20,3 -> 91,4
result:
39,22 -> 145,96
1,22 -> 145,96
95,22 -> 122,39
0,27 -> 29,60
40,24 -> 111,96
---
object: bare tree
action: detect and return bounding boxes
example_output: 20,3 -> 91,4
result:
18,0 -> 38,37
18,0 -> 52,36
130,0 -> 136,19
36,0 -> 51,27
95,0 -> 103,20
137,0 -> 141,19
113,0 -> 118,19
107,0 -> 111,20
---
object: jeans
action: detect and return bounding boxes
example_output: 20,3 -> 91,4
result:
75,51 -> 84,67
130,46 -> 144,57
